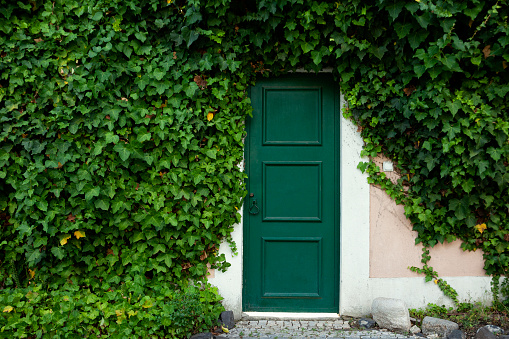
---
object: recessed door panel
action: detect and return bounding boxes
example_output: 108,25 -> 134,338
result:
263,88 -> 322,145
263,162 -> 322,221
262,237 -> 322,297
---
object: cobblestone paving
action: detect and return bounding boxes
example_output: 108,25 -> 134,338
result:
219,320 -> 422,339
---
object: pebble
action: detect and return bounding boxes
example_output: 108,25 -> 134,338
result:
219,320 -> 424,338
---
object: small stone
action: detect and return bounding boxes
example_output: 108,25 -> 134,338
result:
447,329 -> 466,339
190,333 -> 213,339
358,317 -> 376,329
481,325 -> 504,334
219,311 -> 235,330
410,325 -> 421,334
371,297 -> 411,331
475,327 -> 497,339
422,316 -> 459,337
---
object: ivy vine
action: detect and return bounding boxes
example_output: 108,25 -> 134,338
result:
0,0 -> 508,310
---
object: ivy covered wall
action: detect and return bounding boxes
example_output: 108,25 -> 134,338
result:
0,0 -> 508,318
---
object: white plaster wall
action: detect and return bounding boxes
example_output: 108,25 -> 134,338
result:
208,209 -> 244,320
338,95 -> 372,316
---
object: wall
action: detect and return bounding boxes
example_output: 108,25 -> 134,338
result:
369,155 -> 486,278
209,95 -> 493,319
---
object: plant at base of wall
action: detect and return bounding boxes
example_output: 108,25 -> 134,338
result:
491,275 -> 509,311
409,248 -> 459,305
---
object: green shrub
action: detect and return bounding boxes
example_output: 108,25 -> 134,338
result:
0,283 -> 224,338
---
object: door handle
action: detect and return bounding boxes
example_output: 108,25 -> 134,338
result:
249,193 -> 260,215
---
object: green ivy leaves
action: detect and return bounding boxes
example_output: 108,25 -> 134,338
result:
1,0 -> 508,313
0,0 -> 249,293
344,0 -> 509,277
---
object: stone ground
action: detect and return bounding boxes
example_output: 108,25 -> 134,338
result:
216,320 -> 423,339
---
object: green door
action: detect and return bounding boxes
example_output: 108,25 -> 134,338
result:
243,74 -> 339,312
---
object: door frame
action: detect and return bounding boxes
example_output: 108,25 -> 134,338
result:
242,73 -> 341,312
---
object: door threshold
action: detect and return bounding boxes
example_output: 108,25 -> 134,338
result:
242,312 -> 340,320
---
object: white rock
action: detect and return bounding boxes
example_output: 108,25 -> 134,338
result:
371,297 -> 411,332
410,325 -> 421,334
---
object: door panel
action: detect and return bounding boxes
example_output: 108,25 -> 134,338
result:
244,74 -> 339,312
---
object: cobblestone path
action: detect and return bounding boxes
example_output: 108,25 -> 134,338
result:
218,320 -> 422,339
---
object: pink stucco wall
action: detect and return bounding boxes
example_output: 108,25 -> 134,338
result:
369,157 -> 485,278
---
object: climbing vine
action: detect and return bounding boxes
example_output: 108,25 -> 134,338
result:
0,0 -> 508,335
344,0 -> 509,278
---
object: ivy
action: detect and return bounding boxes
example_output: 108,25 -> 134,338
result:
0,0 -> 508,332
343,0 -> 509,278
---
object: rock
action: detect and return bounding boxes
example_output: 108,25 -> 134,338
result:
190,333 -> 213,339
499,335 -> 509,339
475,327 -> 497,339
410,325 -> 421,334
481,325 -> 504,334
219,310 -> 235,329
447,329 -> 466,339
371,297 -> 411,331
422,316 -> 459,337
358,317 -> 376,329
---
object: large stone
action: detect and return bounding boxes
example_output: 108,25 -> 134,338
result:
219,310 -> 235,329
475,327 -> 497,339
371,297 -> 411,331
447,329 -> 466,339
422,317 -> 459,337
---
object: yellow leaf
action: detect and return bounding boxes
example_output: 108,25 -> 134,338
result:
475,223 -> 487,234
128,310 -> 138,318
207,112 -> 214,121
60,234 -> 71,245
28,269 -> 35,279
221,325 -> 229,334
434,279 -> 438,284
142,300 -> 153,308
115,310 -> 123,317
3,306 -> 13,313
63,296 -> 70,301
74,230 -> 85,239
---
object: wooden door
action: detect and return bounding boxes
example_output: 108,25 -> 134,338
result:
243,74 -> 340,312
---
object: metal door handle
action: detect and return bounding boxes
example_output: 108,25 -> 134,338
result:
249,194 -> 260,215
